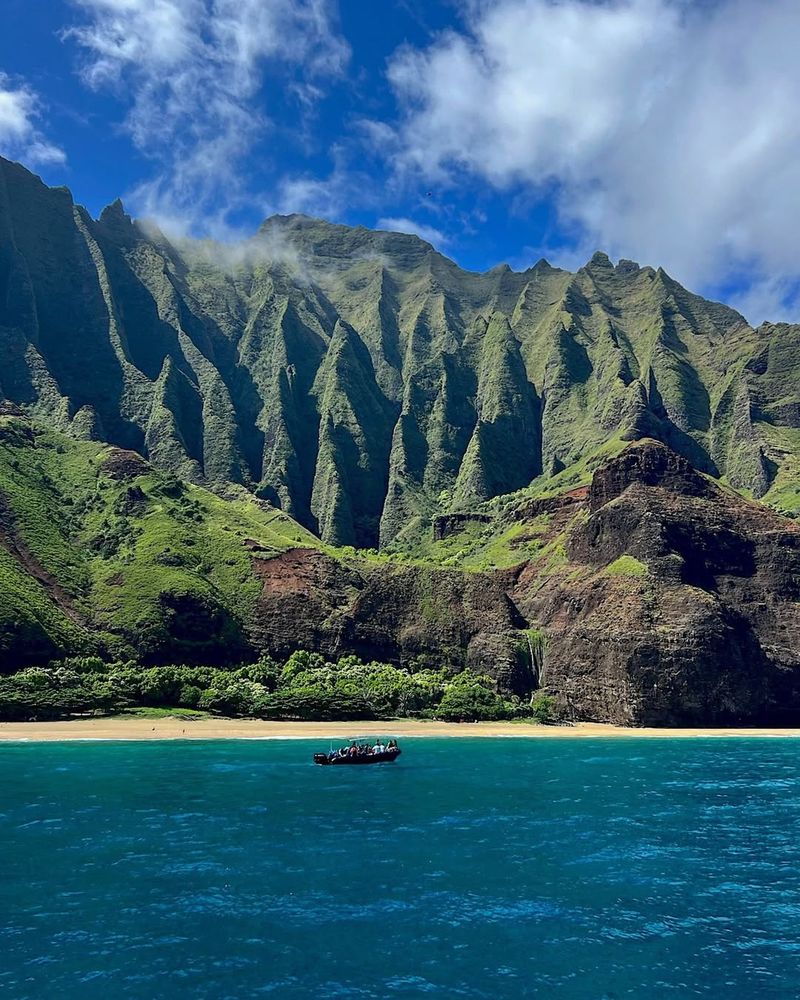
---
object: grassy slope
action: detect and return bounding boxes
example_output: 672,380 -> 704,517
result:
758,425 -> 800,515
0,414 -> 314,666
386,434 -> 627,569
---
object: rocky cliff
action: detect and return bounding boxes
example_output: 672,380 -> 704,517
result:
2,157 -> 800,725
2,156 -> 800,556
240,438 -> 800,725
512,440 -> 800,724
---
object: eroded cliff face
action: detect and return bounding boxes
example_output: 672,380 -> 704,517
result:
3,156 -> 800,556
513,441 -> 800,725
248,547 -> 532,693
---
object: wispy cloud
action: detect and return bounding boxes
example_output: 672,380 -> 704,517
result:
386,0 -> 800,321
66,0 -> 349,235
726,276 -> 800,329
275,166 -> 354,220
377,216 -> 449,247
0,72 -> 65,166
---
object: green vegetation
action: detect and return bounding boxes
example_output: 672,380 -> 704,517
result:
2,155 -> 798,566
0,414 -> 313,667
530,693 -> 557,724
387,514 -> 555,571
759,426 -> 800,517
0,652 -> 530,723
605,555 -> 649,578
121,706 -> 208,720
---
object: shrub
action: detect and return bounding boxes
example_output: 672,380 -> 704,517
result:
436,683 -> 514,722
0,649 -> 545,722
179,684 -> 203,709
530,692 -> 557,724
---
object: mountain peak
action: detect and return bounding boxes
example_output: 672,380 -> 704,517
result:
99,198 -> 131,226
587,250 -> 613,269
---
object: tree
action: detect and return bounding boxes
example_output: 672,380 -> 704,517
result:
179,684 -> 203,709
531,692 -> 556,724
436,683 -> 511,722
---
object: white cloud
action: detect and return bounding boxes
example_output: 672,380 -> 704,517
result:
377,216 -> 448,247
276,172 -> 350,220
66,0 -> 349,234
271,143 -> 389,222
0,73 -> 65,166
387,0 -> 800,321
727,277 -> 800,329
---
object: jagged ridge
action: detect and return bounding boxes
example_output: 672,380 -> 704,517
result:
2,157 -> 800,553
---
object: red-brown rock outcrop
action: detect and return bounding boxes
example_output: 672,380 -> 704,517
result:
248,439 -> 800,725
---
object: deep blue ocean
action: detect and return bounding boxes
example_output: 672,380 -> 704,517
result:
2,738 -> 800,998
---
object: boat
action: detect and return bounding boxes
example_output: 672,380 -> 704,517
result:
313,737 -> 401,765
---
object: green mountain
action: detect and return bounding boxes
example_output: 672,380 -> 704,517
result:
2,156 -> 800,726
2,406 -> 799,725
3,156 -> 799,558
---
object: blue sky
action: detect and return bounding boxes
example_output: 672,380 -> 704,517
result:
1,0 -> 799,323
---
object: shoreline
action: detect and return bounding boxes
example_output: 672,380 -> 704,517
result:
1,717 -> 799,742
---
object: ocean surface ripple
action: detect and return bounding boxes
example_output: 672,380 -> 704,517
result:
2,738 -> 799,998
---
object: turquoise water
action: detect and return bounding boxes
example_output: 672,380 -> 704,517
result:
2,739 -> 800,998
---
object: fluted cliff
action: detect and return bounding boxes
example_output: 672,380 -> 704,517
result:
3,157 -> 799,554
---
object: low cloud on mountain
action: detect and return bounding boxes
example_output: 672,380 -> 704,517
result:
65,0 -> 350,236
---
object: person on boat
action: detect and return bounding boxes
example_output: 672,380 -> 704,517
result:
349,743 -> 358,757
387,739 -> 397,752
374,741 -> 386,754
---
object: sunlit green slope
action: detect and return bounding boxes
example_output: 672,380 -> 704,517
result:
0,410 -> 312,669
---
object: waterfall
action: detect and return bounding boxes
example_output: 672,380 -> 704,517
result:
526,631 -> 537,686
525,629 -> 546,691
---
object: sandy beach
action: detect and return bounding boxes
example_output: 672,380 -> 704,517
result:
1,717 -> 798,741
